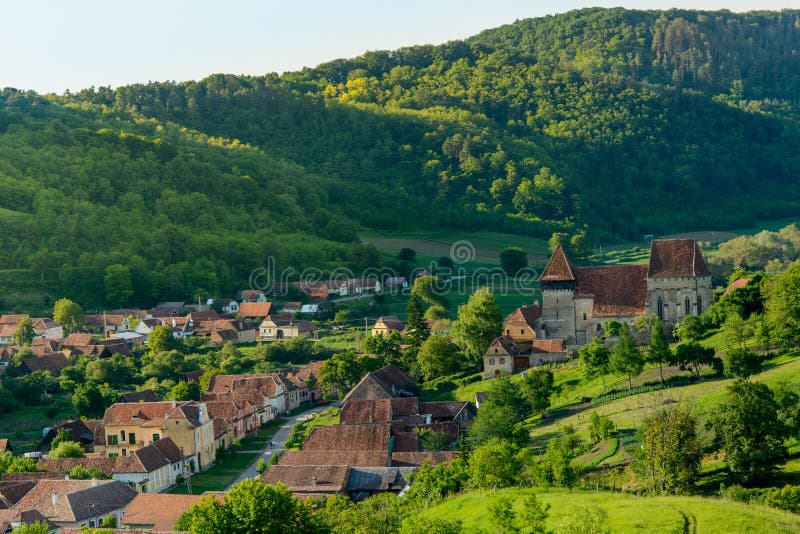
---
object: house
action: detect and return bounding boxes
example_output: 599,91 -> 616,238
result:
0,325 -> 17,345
202,373 -> 284,418
19,353 -> 71,376
262,465 -> 350,498
206,298 -> 239,315
258,314 -> 315,341
203,400 -> 260,440
538,240 -> 712,347
274,374 -> 309,411
483,336 -> 568,378
0,509 -> 55,533
346,466 -> 414,500
38,419 -> 100,453
119,493 -> 212,531
342,365 -> 416,403
237,290 -> 268,303
295,282 -> 329,301
81,315 -> 129,336
238,302 -> 273,320
11,479 -> 137,529
30,318 -> 63,340
0,439 -> 11,453
287,360 -> 326,402
195,319 -> 255,345
112,437 -> 187,493
110,331 -> 145,346
102,401 -> 215,471
723,277 -> 752,296
502,305 -> 541,341
371,316 -> 404,337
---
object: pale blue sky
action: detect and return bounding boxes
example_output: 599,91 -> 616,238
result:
2,1 -> 797,94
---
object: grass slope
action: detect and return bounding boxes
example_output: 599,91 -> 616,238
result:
410,488 -> 800,533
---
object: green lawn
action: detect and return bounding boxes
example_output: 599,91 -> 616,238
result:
409,487 -> 800,532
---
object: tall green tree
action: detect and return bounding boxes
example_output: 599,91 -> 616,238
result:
12,317 -> 35,346
53,298 -> 82,334
146,325 -> 178,353
521,368 -> 554,413
765,260 -> 800,349
174,479 -> 322,533
451,287 -> 502,363
671,342 -> 717,378
636,407 -> 702,493
499,246 -> 528,276
417,334 -> 461,381
648,318 -> 671,384
405,293 -> 430,351
711,380 -> 790,484
610,324 -> 643,390
579,337 -> 611,389
104,264 -> 134,307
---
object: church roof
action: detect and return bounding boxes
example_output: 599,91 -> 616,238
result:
540,246 -> 576,282
648,239 -> 709,278
575,265 -> 648,317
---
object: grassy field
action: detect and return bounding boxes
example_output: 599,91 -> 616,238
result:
168,420 -> 283,494
409,487 -> 800,533
0,401 -> 78,453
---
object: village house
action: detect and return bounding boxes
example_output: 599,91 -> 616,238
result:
11,479 -> 137,530
237,301 -> 273,321
281,301 -> 302,314
111,437 -> 188,493
0,509 -> 54,533
371,316 -> 405,337
202,373 -> 285,418
287,360 -> 326,402
237,289 -> 268,303
206,298 -> 239,315
483,336 -> 569,378
342,365 -> 417,403
102,401 -> 215,471
295,282 -> 330,301
258,313 -> 316,341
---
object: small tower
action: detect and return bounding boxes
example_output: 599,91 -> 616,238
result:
539,246 -> 578,343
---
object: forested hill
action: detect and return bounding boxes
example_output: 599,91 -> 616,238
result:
2,8 -> 800,308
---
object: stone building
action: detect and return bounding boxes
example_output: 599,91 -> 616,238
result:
537,239 -> 712,347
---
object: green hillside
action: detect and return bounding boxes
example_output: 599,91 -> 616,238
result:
409,487 -> 800,532
2,8 -> 800,309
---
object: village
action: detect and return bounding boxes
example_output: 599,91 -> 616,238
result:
0,237 -> 741,532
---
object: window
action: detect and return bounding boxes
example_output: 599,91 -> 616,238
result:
152,433 -> 160,441
697,296 -> 702,314
108,452 -> 119,458
109,435 -> 118,445
582,313 -> 587,321
685,297 -> 691,316
489,358 -> 495,365
520,329 -> 524,334
506,329 -> 510,335
494,348 -> 498,353
129,432 -> 136,444
657,297 -> 663,321
499,358 -> 505,365
122,448 -> 127,456
120,430 -> 126,441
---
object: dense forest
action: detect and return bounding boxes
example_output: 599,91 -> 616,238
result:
2,8 -> 800,309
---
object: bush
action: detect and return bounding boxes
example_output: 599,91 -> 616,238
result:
764,484 -> 800,514
724,349 -> 761,378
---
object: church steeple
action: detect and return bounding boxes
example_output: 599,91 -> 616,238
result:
540,245 -> 576,282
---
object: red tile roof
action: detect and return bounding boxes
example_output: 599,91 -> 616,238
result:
531,339 -> 567,353
63,333 -> 95,346
277,450 -> 390,467
0,439 -> 10,453
340,400 -> 392,425
103,402 -> 204,428
20,353 -> 71,375
120,493 -> 207,531
723,277 -> 751,296
302,424 -> 391,452
392,432 -> 420,452
262,465 -> 350,494
12,480 -> 137,523
237,302 -> 273,318
648,239 -> 710,278
575,265 -> 648,317
540,246 -> 576,281
0,315 -> 29,325
505,305 -> 542,328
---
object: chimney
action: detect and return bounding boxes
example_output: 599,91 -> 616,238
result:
172,317 -> 176,328
312,476 -> 317,486
51,493 -> 57,506
171,399 -> 177,408
91,477 -> 98,487
425,413 -> 432,425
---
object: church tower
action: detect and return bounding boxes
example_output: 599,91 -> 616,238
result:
538,246 -> 578,344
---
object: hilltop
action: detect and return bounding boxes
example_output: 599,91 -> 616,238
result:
2,8 -> 800,309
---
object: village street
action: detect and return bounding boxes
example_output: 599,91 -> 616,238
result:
227,403 -> 334,488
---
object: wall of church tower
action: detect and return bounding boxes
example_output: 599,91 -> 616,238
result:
646,276 -> 712,325
540,285 -> 577,344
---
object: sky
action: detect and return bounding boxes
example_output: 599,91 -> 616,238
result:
2,1 -> 798,94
